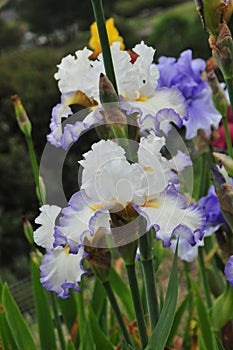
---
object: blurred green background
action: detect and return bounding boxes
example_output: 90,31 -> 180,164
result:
0,0 -> 215,282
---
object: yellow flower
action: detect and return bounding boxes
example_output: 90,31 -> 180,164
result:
89,18 -> 125,57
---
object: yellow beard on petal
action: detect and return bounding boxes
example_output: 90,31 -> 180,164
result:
142,200 -> 160,208
89,204 -> 103,211
65,245 -> 71,254
136,96 -> 148,102
144,166 -> 154,172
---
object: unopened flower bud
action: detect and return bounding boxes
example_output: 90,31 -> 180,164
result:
207,70 -> 229,116
210,22 -> 233,79
22,215 -> 34,245
99,73 -> 119,105
210,283 -> 233,331
195,0 -> 233,35
211,163 -> 233,230
11,95 -> 31,137
99,74 -> 128,140
213,152 -> 233,177
36,176 -> 46,205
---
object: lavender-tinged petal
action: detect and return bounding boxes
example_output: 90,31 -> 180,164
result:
157,49 -> 221,139
168,150 -> 192,173
131,203 -> 160,233
123,86 -> 186,133
53,228 -> 67,248
154,108 -> 183,135
198,185 -> 226,226
183,89 -> 222,140
88,208 -> 111,235
134,188 -> 205,247
60,122 -> 86,150
165,184 -> 188,208
170,237 -> 204,262
40,246 -> 86,298
51,103 -> 73,125
68,190 -> 92,211
55,191 -> 95,250
60,124 -> 75,150
157,56 -> 177,87
225,256 -> 233,287
172,224 -> 196,246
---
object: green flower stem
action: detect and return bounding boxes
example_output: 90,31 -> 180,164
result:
197,152 -> 210,199
25,135 -> 43,206
198,247 -> 212,309
197,153 -> 212,308
50,293 -> 66,350
140,260 -> 159,330
125,263 -> 148,349
224,78 -> 233,158
103,281 -> 133,346
91,0 -> 118,94
139,233 -> 159,331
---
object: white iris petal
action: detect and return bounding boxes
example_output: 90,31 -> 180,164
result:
40,246 -> 85,298
34,205 -> 61,250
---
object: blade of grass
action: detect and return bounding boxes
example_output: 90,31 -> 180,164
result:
109,267 -> 135,320
167,293 -> 191,347
190,277 -> 218,350
31,257 -> 57,350
2,283 -> 37,350
88,303 -> 115,350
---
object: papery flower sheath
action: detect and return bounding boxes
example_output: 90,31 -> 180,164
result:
158,50 -> 222,139
48,42 -> 187,149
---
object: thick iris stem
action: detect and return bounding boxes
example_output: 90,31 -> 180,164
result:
91,0 -> 118,94
197,154 -> 216,309
139,233 -> 159,331
103,281 -> 133,346
140,260 -> 159,330
125,264 -> 148,349
50,293 -> 66,350
224,78 -> 233,158
25,135 -> 43,206
196,151 -> 211,199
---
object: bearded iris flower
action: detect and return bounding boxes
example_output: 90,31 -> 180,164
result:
47,42 -> 186,150
157,50 -> 222,140
198,184 -> 227,234
225,256 -> 233,287
34,133 -> 205,297
33,205 -> 86,298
